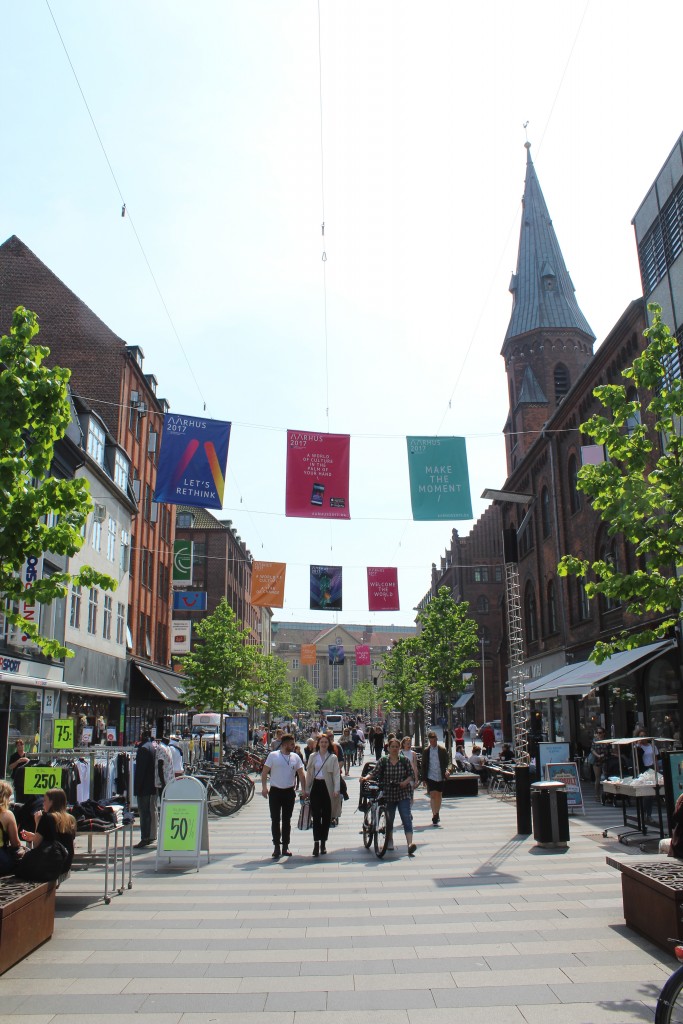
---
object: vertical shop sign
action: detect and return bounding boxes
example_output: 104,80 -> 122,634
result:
406,436 -> 472,520
286,430 -> 350,519
173,540 -> 193,585
367,567 -> 400,611
154,414 -> 231,510
171,620 -> 192,654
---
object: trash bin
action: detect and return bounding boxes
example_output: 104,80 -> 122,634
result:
531,781 -> 570,847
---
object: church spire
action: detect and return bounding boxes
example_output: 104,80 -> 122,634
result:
505,143 -> 594,343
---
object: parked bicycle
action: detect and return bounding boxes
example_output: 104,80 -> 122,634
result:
656,943 -> 683,1023
185,760 -> 254,816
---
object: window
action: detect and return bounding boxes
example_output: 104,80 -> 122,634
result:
103,594 -> 112,640
312,661 -> 320,688
116,602 -> 126,645
157,561 -> 169,600
625,387 -> 641,436
554,364 -> 570,405
477,595 -> 489,614
177,512 -> 193,529
541,486 -> 551,538
69,585 -> 81,629
494,565 -> 503,582
141,548 -> 154,589
92,516 -> 102,552
332,664 -> 340,687
159,505 -> 171,542
120,530 -> 130,573
155,622 -> 168,663
577,578 -> 590,621
639,220 -> 666,294
518,514 -> 535,558
144,484 -> 152,522
547,581 -> 557,633
598,536 -> 620,611
107,517 -> 117,562
87,418 -> 105,465
114,450 -> 129,491
524,584 -> 537,644
87,588 -> 99,635
138,612 -> 151,658
129,535 -> 136,579
292,658 -> 299,671
568,453 -> 581,514
473,566 -> 489,583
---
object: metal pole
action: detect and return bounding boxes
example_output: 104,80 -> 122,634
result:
481,635 -> 486,724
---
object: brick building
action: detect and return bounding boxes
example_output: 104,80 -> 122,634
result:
0,235 -> 184,742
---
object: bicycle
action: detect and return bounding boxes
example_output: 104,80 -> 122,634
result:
656,943 -> 683,1022
360,781 -> 389,858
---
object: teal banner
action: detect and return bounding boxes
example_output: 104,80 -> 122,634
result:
406,436 -> 473,520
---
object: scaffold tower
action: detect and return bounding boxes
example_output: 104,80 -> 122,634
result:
505,561 -> 530,763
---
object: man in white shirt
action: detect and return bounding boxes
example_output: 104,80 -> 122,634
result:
261,734 -> 307,858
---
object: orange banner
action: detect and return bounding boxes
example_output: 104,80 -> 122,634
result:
250,561 -> 286,608
300,644 -> 317,666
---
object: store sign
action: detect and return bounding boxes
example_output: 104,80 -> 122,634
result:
173,540 -> 193,586
81,726 -> 93,745
42,691 -> 55,716
24,766 -> 64,795
53,719 -> 74,749
172,591 -> 207,612
171,620 -> 192,654
106,726 -> 117,743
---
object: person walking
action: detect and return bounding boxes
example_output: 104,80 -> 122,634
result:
261,733 -> 307,858
590,727 -> 607,800
361,737 -> 416,856
305,733 -> 341,856
400,736 -> 420,801
480,723 -> 495,756
468,721 -> 478,744
373,725 -> 384,761
421,730 -> 450,826
134,731 -> 158,849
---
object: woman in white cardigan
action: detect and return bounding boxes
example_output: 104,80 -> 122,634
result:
305,733 -> 341,856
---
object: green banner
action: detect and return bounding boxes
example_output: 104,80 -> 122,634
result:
162,802 -> 200,851
173,540 -> 193,585
406,436 -> 472,521
24,766 -> 64,795
53,719 -> 74,749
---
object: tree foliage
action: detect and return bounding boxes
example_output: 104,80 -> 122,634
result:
247,652 -> 292,722
416,586 -> 479,734
380,636 -> 424,732
558,304 -> 683,662
350,680 -> 376,718
0,306 -> 115,658
290,676 -> 319,713
325,687 -> 349,711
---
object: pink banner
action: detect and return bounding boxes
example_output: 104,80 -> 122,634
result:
285,430 -> 350,519
367,566 -> 400,612
355,645 -> 371,666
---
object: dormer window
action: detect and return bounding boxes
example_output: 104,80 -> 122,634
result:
114,450 -> 130,491
86,418 -> 105,466
540,259 -> 556,291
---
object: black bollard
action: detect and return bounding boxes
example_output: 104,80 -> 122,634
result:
515,764 -> 532,835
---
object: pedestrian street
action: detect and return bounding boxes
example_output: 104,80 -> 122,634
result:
0,773 -> 673,1024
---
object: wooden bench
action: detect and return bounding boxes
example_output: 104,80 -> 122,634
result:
0,877 -> 56,975
607,856 -> 683,952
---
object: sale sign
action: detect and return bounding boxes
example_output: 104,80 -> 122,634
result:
285,430 -> 350,519
162,803 -> 199,851
250,561 -> 286,608
24,766 -> 64,795
367,567 -> 400,612
53,719 -> 75,749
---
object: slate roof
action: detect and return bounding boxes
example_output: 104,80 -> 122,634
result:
517,364 -> 547,404
505,145 -> 594,343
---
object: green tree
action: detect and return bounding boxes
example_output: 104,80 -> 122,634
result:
0,306 -> 115,658
416,586 -> 479,739
350,680 -> 376,721
248,652 -> 292,725
380,637 -> 424,735
181,598 -> 252,763
558,304 -> 683,662
291,676 -> 319,714
326,687 -> 349,711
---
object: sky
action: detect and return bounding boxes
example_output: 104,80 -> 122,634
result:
2,1 -> 683,628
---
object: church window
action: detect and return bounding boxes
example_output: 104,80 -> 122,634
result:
541,486 -> 551,538
524,584 -> 537,644
554,363 -> 570,405
547,581 -> 558,633
568,454 -> 581,514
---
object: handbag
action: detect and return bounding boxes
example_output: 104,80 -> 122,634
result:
297,799 -> 312,831
15,840 -> 70,882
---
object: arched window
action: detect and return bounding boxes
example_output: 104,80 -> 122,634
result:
541,486 -> 551,538
555,363 -> 570,405
577,577 -> 590,621
568,453 -> 581,514
597,533 -> 620,611
524,584 -> 537,644
477,595 -> 489,614
625,386 -> 641,436
547,581 -> 557,633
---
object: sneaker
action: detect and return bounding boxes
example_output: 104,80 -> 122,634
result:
408,844 -> 417,856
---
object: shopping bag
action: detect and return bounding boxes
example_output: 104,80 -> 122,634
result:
297,799 -> 312,830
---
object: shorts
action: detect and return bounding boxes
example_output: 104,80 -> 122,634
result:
426,779 -> 444,793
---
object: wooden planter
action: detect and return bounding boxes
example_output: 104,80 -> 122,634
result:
443,775 -> 479,797
0,878 -> 56,975
609,858 -> 683,953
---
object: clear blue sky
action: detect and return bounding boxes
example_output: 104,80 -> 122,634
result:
2,1 -> 682,625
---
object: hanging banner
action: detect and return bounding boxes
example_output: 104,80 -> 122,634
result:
355,645 -> 371,666
154,414 -> 231,510
367,567 -> 400,612
251,561 -> 286,608
300,644 -> 317,666
328,644 -> 345,665
406,436 -> 472,520
172,591 -> 207,612
171,620 -> 192,654
173,540 -> 193,585
310,565 -> 343,611
285,430 -> 350,519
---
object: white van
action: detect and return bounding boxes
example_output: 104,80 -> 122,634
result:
324,714 -> 344,735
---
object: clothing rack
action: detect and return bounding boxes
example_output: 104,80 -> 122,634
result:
38,746 -> 138,808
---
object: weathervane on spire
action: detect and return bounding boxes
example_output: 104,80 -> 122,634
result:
523,121 -> 530,149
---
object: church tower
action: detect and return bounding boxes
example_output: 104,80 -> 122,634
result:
503,143 -> 595,473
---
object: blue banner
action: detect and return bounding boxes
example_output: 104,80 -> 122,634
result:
154,414 -> 231,510
328,644 -> 345,665
172,591 -> 207,612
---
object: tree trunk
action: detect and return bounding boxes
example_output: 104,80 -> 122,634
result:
447,698 -> 453,752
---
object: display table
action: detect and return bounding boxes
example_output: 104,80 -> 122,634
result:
602,780 -> 664,844
69,822 -> 133,904
607,856 -> 683,952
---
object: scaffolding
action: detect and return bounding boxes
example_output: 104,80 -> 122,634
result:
505,562 -> 530,763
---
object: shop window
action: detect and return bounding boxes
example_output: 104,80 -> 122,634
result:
646,658 -> 680,740
87,588 -> 99,634
541,486 -> 551,538
103,594 -> 112,641
69,585 -> 82,629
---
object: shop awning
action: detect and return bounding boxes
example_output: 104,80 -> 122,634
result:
136,664 -> 186,702
522,640 -> 675,699
454,691 -> 475,709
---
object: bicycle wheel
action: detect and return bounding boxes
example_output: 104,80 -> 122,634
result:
655,965 -> 683,1023
206,781 -> 231,816
362,807 -> 373,849
374,806 -> 389,858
